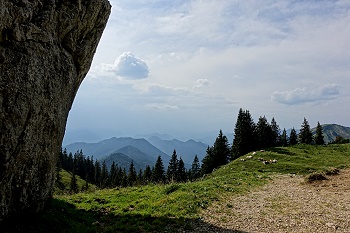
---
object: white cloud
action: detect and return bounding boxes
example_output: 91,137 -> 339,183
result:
193,79 -> 209,88
145,103 -> 179,111
271,84 -> 341,105
101,52 -> 149,80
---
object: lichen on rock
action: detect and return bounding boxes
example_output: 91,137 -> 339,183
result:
0,0 -> 111,220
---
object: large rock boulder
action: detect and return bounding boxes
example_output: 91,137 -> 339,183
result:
0,0 -> 110,219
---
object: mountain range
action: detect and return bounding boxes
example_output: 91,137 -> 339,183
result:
63,124 -> 350,171
64,136 -> 209,171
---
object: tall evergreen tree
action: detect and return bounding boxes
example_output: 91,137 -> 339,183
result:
289,128 -> 298,145
69,170 -> 79,194
314,121 -> 325,145
143,165 -> 152,184
100,161 -> 109,188
153,156 -> 165,183
109,161 -> 118,188
281,128 -> 288,147
121,168 -> 128,187
191,155 -> 201,180
177,157 -> 187,182
127,160 -> 137,186
255,116 -> 272,149
167,150 -> 179,183
137,169 -> 143,185
201,146 -> 214,175
232,108 -> 256,159
270,117 -> 281,146
94,160 -> 101,187
212,130 -> 231,167
299,118 -> 313,144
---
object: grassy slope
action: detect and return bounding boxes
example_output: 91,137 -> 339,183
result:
54,169 -> 97,194
2,144 -> 350,232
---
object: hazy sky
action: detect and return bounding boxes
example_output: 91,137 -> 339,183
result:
65,0 -> 350,143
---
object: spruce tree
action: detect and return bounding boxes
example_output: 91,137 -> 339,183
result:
281,128 -> 288,147
299,118 -> 313,144
143,165 -> 152,184
255,116 -> 272,149
191,155 -> 201,180
314,121 -> 325,145
153,156 -> 165,183
101,161 -> 109,189
232,108 -> 256,159
270,117 -> 281,146
212,130 -> 231,167
69,171 -> 79,194
94,160 -> 101,187
121,168 -> 128,187
177,157 -> 187,182
109,161 -> 117,188
137,169 -> 143,185
289,128 -> 298,145
127,160 -> 137,186
167,150 -> 178,183
201,146 -> 214,175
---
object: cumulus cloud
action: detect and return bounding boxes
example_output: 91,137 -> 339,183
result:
103,52 -> 149,80
193,79 -> 209,88
271,84 -> 340,105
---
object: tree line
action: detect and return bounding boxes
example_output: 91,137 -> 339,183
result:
201,108 -> 326,174
56,148 -> 202,193
58,107 -> 328,193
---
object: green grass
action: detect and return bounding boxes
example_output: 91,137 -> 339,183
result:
2,144 -> 350,232
54,169 -> 97,194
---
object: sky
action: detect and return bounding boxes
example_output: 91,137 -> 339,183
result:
64,0 -> 350,145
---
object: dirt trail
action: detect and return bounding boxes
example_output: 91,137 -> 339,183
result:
195,169 -> 350,233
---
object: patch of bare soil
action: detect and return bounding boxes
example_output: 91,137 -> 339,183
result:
193,169 -> 350,233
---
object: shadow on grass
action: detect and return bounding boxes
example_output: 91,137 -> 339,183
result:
1,198 -> 247,233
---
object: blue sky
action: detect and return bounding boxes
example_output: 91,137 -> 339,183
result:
64,0 -> 350,144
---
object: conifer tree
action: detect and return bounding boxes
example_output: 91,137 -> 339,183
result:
153,156 -> 165,183
127,160 -> 137,186
177,157 -> 186,182
143,165 -> 152,184
281,128 -> 288,147
270,117 -> 281,146
167,150 -> 179,183
109,161 -> 117,188
82,174 -> 89,192
201,146 -> 214,175
137,169 -> 143,185
121,168 -> 128,187
191,155 -> 201,180
212,130 -> 231,167
101,161 -> 109,188
255,116 -> 272,149
232,108 -> 256,159
94,160 -> 101,187
314,121 -> 325,145
69,170 -> 79,194
289,128 -> 298,145
299,118 -> 313,144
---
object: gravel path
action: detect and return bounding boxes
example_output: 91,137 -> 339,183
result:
190,169 -> 350,233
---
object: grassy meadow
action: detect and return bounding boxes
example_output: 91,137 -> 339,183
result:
2,144 -> 350,232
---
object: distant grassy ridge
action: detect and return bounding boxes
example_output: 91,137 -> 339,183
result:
3,144 -> 350,232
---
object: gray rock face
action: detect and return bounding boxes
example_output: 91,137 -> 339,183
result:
0,0 -> 110,219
